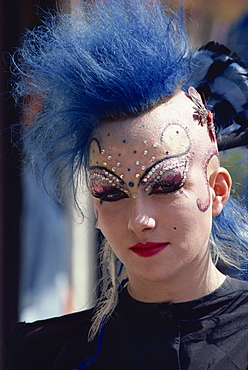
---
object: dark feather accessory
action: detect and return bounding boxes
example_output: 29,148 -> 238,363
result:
185,41 -> 248,151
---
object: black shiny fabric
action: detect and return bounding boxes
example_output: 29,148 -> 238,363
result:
6,277 -> 248,370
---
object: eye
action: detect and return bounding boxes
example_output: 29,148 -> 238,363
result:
91,186 -> 129,202
149,173 -> 183,195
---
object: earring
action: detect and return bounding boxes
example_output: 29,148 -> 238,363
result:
95,209 -> 100,229
95,219 -> 100,229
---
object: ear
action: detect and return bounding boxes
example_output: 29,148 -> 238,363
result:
209,168 -> 232,217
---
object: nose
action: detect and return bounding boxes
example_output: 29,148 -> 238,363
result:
127,196 -> 156,236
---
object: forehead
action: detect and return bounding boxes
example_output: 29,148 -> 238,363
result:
89,94 -> 194,167
89,120 -> 191,163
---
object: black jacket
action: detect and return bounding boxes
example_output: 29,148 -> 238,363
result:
6,277 -> 248,370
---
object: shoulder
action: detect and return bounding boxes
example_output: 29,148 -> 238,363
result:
224,276 -> 248,294
216,276 -> 248,319
6,308 -> 94,370
219,276 -> 248,307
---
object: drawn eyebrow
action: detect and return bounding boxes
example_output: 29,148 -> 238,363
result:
89,166 -> 128,188
138,157 -> 165,185
138,156 -> 184,186
90,137 -> 101,149
89,166 -> 123,180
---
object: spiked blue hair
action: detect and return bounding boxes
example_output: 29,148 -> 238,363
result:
12,0 -> 189,199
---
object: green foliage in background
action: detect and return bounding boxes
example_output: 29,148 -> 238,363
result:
220,148 -> 248,204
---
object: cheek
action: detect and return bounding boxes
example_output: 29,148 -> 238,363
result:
93,199 -> 127,234
190,203 -> 212,241
172,210 -> 212,254
171,192 -> 212,235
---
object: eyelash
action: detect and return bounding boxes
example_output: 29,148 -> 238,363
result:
92,188 -> 128,202
148,176 -> 183,195
91,174 -> 183,202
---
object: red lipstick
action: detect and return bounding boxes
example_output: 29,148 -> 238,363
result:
130,242 -> 169,257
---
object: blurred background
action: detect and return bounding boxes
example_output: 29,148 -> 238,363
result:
1,0 -> 248,368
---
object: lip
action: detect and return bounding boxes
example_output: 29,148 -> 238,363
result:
130,242 -> 169,257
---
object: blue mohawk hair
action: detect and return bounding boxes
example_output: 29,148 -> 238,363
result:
12,0 -> 189,197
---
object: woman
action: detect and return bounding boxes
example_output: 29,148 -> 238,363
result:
7,1 -> 248,369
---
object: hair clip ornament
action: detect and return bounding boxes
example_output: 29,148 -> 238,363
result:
186,87 -> 216,142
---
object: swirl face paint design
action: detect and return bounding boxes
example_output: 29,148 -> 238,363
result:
196,148 -> 219,212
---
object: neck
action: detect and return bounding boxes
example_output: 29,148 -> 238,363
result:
127,255 -> 226,304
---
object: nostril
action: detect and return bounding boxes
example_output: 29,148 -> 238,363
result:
142,227 -> 153,232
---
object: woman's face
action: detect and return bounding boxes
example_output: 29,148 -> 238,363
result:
88,91 -> 219,287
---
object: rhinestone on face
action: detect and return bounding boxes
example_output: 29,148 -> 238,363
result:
153,143 -> 158,148
112,167 -> 117,172
143,140 -> 147,144
120,174 -> 124,179
141,165 -> 146,171
151,156 -> 155,161
145,185 -> 151,192
89,169 -> 130,197
143,150 -> 148,155
135,173 -> 140,178
135,160 -> 140,165
101,149 -> 105,154
133,194 -> 138,199
141,159 -> 188,189
117,162 -> 121,167
108,155 -> 112,160
103,162 -> 107,166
